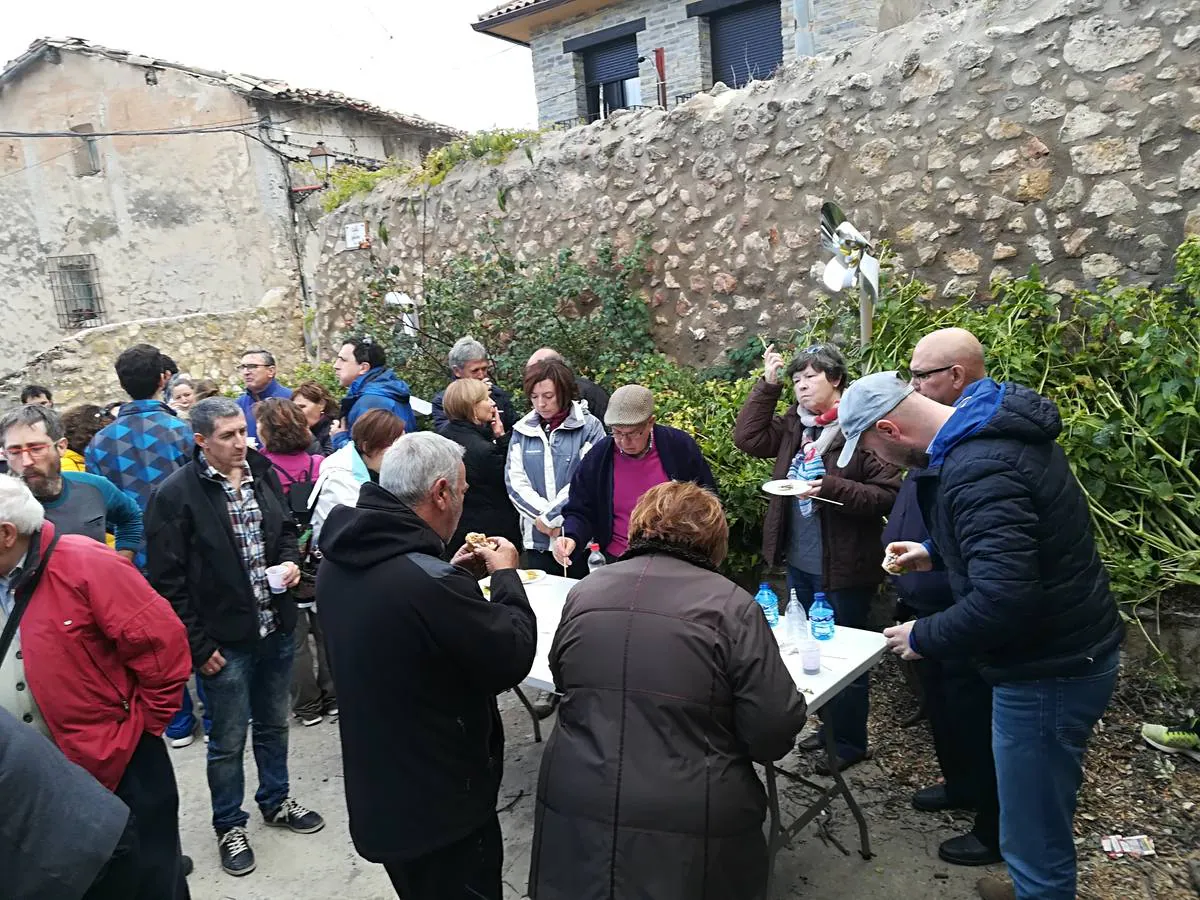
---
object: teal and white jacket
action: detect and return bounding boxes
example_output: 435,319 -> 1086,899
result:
505,402 -> 606,552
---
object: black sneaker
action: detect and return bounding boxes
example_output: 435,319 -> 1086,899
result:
217,827 -> 255,877
181,854 -> 193,877
264,797 -> 325,834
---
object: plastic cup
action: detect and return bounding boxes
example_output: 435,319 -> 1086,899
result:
266,565 -> 288,594
801,639 -> 821,676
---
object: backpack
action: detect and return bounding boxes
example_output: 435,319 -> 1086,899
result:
272,456 -> 320,602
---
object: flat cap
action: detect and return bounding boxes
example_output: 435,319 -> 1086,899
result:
605,384 -> 655,426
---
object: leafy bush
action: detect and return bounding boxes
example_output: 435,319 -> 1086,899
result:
321,128 -> 544,211
352,238 -> 656,400
321,161 -> 413,213
289,361 -> 344,400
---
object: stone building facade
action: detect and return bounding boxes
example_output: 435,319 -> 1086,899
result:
0,38 -> 459,401
323,0 -> 1200,369
474,0 -> 886,126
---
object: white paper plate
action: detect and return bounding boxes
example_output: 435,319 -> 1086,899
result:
480,569 -> 546,592
762,479 -> 816,497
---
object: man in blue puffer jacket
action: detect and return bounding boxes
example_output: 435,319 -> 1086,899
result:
331,336 -> 417,447
840,371 -> 1123,900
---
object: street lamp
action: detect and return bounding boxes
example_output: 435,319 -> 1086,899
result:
290,141 -> 337,205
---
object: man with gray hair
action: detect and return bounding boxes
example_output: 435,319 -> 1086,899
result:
318,431 -> 537,899
0,475 -> 192,898
430,336 -> 518,433
146,397 -> 324,878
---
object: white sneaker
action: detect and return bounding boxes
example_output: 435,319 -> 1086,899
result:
169,733 -> 195,749
299,713 -> 323,727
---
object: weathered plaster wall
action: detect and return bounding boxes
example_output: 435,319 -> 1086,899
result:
261,104 -> 439,167
0,288 -> 304,407
311,0 -> 1200,369
0,51 -> 300,379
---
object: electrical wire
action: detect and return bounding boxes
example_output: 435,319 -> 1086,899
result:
0,118 -> 269,139
0,147 -> 75,180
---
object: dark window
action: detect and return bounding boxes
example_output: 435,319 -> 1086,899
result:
709,0 -> 783,89
70,123 -> 101,176
47,254 -> 105,329
582,35 -> 642,122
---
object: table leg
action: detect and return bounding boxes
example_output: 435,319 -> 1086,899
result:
765,762 -> 781,898
821,726 -> 872,859
511,686 -> 543,743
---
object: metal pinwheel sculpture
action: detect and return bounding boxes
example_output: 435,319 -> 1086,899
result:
819,201 -> 881,346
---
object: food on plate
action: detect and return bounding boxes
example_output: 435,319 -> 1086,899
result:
524,570 -> 539,580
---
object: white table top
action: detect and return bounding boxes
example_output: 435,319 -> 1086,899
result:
508,573 -> 887,712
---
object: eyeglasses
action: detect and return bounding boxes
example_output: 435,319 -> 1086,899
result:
238,364 -> 270,371
612,424 -> 649,440
3,442 -> 54,460
905,365 -> 955,383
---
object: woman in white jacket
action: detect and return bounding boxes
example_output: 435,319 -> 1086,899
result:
310,408 -> 409,548
505,359 -> 606,578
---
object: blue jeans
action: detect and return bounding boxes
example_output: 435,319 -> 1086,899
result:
199,629 -> 294,832
786,567 -> 873,758
992,647 -> 1119,899
165,677 -> 211,740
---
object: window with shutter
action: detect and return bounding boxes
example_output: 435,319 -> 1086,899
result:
582,35 -> 642,122
709,0 -> 784,89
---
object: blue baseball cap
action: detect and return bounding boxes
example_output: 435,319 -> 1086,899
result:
837,372 -> 914,468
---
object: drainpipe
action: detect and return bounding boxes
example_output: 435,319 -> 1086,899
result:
654,48 -> 668,109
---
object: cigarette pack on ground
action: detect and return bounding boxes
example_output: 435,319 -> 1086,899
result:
1101,834 -> 1155,858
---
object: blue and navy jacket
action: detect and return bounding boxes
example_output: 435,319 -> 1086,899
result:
333,367 -> 417,449
911,379 -> 1123,683
85,399 -> 194,567
238,379 -> 293,441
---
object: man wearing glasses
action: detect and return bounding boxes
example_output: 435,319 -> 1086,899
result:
236,350 -> 292,444
553,384 -> 716,567
882,328 -> 1001,869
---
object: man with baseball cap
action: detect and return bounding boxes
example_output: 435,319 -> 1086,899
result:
553,385 -> 716,567
838,371 -> 1122,900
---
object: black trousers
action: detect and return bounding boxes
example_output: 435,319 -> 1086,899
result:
918,654 -> 1001,849
83,813 -> 141,900
114,732 -> 191,900
385,814 -> 502,900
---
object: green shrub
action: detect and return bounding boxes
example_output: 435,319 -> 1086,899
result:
321,161 -> 413,213
289,361 -> 345,400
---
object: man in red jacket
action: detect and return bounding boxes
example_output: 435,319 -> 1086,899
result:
0,476 -> 192,900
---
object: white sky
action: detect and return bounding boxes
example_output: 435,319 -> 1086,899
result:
1,0 -> 538,132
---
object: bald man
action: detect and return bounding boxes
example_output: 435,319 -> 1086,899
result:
882,328 -> 1000,868
525,348 -> 609,424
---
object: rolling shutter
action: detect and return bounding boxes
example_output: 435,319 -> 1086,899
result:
583,35 -> 639,86
710,0 -> 784,89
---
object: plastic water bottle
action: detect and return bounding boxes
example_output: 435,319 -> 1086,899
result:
587,542 -> 606,573
810,592 -> 836,641
754,582 -> 780,628
782,590 -> 806,654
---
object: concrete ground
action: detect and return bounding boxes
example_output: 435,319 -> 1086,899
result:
174,693 -> 999,900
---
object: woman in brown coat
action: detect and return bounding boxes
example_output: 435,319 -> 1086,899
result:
734,343 -> 900,773
529,481 -> 807,900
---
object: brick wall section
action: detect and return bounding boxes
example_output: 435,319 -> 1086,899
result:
530,0 -> 883,123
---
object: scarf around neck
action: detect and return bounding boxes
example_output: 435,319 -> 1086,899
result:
539,407 -> 571,434
788,402 -> 840,518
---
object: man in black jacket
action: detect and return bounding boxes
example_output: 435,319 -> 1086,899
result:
883,328 -> 1000,867
840,373 -> 1123,900
146,397 -> 324,879
317,431 -> 537,900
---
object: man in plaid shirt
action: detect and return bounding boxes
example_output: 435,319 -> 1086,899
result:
146,398 -> 324,878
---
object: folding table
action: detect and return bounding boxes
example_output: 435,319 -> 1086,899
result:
501,573 -> 887,895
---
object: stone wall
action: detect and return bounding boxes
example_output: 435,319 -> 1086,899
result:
311,0 -> 1200,370
0,288 -> 305,408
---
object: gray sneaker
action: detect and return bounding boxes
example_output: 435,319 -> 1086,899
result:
218,827 -> 255,876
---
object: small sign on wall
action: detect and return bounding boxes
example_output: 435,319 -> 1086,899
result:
344,221 -> 369,249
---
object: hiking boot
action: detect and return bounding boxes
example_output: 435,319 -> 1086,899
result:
976,875 -> 1016,900
939,832 -> 1003,866
217,827 -> 255,877
264,797 -> 325,834
1142,718 -> 1200,761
